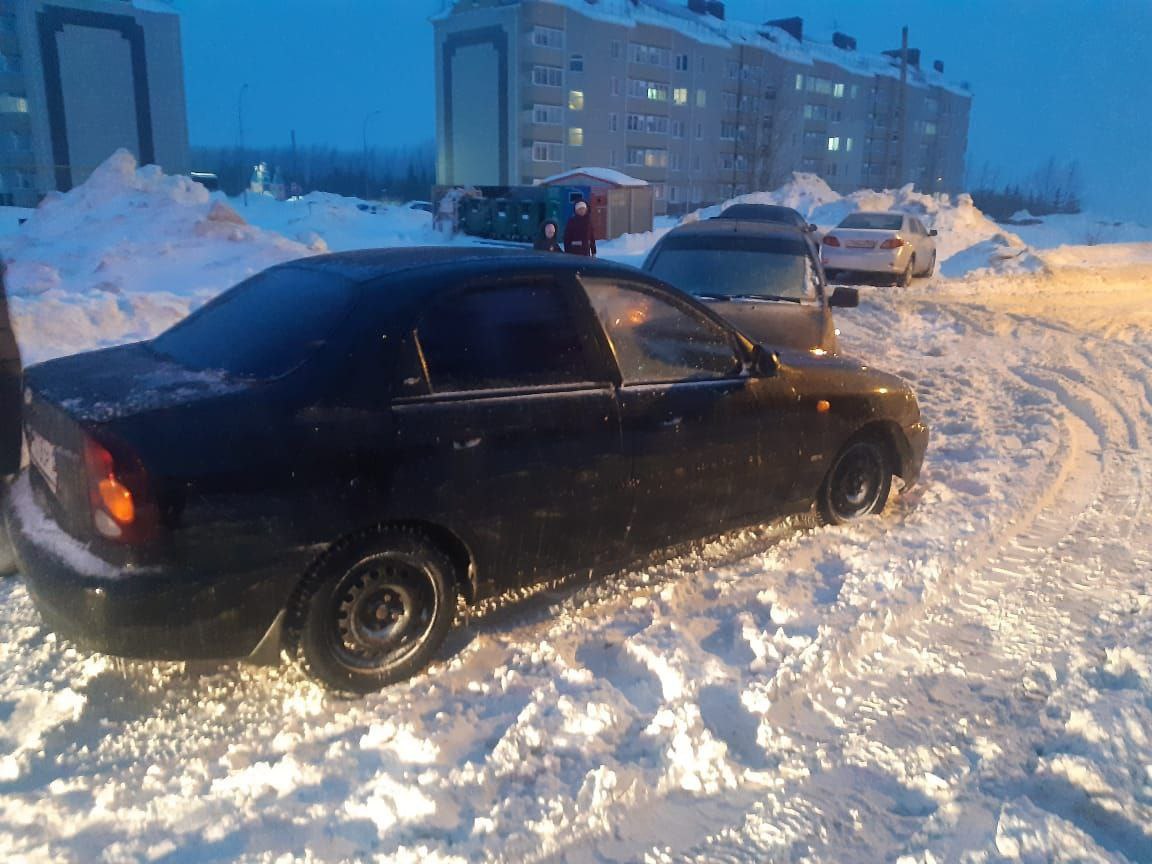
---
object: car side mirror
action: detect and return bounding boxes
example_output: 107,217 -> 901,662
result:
829,285 -> 859,308
807,223 -> 818,232
751,344 -> 780,377
928,229 -> 938,237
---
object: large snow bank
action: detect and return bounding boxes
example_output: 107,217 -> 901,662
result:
1,150 -> 313,364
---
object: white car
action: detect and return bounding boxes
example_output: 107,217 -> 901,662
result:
821,212 -> 938,286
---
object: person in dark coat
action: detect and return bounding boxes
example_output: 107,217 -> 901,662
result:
533,219 -> 562,252
562,200 -> 597,257
0,260 -> 20,479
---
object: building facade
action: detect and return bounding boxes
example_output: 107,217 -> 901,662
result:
433,0 -> 971,214
0,0 -> 188,206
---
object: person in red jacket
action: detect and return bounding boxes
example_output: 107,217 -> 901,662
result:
563,200 -> 597,256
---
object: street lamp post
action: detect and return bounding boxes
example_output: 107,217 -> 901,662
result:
362,109 -> 384,201
238,83 -> 249,205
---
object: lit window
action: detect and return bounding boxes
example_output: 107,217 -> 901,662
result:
846,137 -> 853,152
696,89 -> 706,107
569,127 -> 584,147
673,87 -> 688,106
0,94 -> 28,114
569,90 -> 584,111
833,83 -> 845,98
827,137 -> 840,151
795,73 -> 804,90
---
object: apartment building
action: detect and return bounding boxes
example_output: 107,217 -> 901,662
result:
0,0 -> 188,206
433,0 -> 971,214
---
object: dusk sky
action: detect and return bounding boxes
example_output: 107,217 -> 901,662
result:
173,0 -> 1151,220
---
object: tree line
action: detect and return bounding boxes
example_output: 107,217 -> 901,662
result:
969,158 -> 1083,221
189,141 -> 436,202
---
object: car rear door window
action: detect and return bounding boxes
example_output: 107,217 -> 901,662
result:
582,279 -> 741,385
417,279 -> 592,392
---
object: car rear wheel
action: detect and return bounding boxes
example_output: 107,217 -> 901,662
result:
291,529 -> 457,693
920,251 -> 937,277
818,437 -> 893,525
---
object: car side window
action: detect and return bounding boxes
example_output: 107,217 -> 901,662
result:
416,279 -> 593,392
583,278 -> 742,385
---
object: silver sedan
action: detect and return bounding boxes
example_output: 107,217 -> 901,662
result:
821,212 -> 938,286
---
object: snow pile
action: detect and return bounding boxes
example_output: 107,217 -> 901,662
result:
1,150 -> 312,364
688,172 -> 843,223
232,190 -> 444,254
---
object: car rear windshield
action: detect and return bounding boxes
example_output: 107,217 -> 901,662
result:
715,205 -> 804,226
645,235 -> 815,301
838,213 -> 903,230
151,265 -> 356,379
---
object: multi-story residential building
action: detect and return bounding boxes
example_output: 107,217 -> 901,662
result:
0,0 -> 188,206
433,0 -> 971,214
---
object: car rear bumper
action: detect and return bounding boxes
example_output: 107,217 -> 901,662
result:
5,472 -> 303,661
822,246 -> 909,273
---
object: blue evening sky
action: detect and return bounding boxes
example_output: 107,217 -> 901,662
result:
173,0 -> 1151,220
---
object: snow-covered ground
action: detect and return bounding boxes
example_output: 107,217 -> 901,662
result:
2,153 -> 1152,862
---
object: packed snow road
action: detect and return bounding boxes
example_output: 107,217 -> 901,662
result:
1,280 -> 1150,863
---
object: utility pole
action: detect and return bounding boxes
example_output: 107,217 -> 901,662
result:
895,26 -> 908,187
238,83 -> 249,205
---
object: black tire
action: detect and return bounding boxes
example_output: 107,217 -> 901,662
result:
289,528 -> 458,693
897,257 -> 915,287
817,436 -> 893,526
921,251 -> 937,278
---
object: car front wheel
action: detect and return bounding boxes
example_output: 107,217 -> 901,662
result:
818,437 -> 893,525
291,529 -> 457,693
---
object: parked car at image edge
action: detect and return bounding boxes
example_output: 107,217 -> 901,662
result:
643,219 -> 856,354
6,249 -> 928,693
822,211 -> 938,286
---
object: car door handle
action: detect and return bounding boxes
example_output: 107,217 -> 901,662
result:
660,416 -> 683,428
452,437 -> 482,451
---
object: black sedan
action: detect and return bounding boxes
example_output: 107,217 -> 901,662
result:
7,249 -> 927,692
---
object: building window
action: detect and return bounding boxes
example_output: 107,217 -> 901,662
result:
611,76 -> 620,96
673,87 -> 688,106
846,137 -> 854,152
628,79 -> 668,102
629,43 -> 670,66
569,90 -> 584,111
850,84 -> 859,99
669,185 -> 679,203
626,113 -> 668,134
675,53 -> 689,71
626,147 -> 667,168
569,54 -> 584,72
671,119 -> 685,138
533,104 -> 563,125
806,77 -> 832,95
692,154 -> 701,170
833,83 -> 845,98
611,40 -> 621,59
795,73 -> 804,90
532,26 -> 564,49
721,92 -> 737,111
804,104 -> 829,121
652,183 -> 666,201
532,141 -> 563,162
695,122 -> 703,140
803,130 -> 824,147
826,162 -> 838,176
802,157 -> 818,169
827,136 -> 841,151
725,60 -> 739,79
0,53 -> 21,74
609,112 -> 618,132
720,121 -> 740,141
0,94 -> 28,114
695,89 -> 706,107
670,152 -> 682,170
533,65 -> 563,87
924,122 -> 938,136
609,149 -> 617,166
568,127 -> 584,147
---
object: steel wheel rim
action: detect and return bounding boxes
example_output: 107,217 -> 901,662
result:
328,555 -> 438,670
831,444 -> 884,520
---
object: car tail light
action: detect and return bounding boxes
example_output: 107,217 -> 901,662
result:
84,436 -> 156,543
879,237 -> 907,249
823,235 -> 841,247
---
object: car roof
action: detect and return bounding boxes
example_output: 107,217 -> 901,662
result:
659,219 -> 811,241
282,246 -> 639,284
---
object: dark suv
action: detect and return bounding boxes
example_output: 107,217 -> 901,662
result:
7,249 -> 927,692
